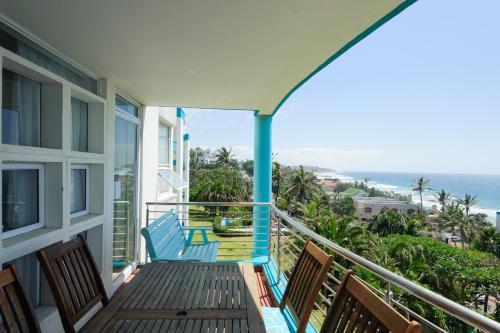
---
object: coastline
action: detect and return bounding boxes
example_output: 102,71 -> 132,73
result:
315,171 -> 498,223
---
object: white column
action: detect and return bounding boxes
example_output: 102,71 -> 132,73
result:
175,108 -> 185,222
183,133 -> 190,202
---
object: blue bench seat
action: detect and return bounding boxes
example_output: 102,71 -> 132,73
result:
141,210 -> 220,262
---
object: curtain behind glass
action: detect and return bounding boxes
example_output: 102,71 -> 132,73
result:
2,169 -> 39,231
1,70 -> 41,147
158,124 -> 169,164
70,169 -> 86,214
71,98 -> 88,151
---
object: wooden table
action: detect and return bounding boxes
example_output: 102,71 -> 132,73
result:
82,262 -> 266,332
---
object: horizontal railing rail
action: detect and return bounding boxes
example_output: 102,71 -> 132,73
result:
270,204 -> 500,333
143,201 -> 499,333
145,202 -> 271,262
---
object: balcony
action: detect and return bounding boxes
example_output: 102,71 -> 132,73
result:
142,202 -> 500,333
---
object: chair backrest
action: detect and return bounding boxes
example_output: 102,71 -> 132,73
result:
280,240 -> 334,333
36,235 -> 108,333
0,264 -> 41,333
320,270 -> 421,333
141,210 -> 186,260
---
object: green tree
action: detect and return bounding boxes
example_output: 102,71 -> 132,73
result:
434,189 -> 451,212
458,193 -> 478,216
412,177 -> 430,213
314,214 -> 367,255
214,147 -> 236,168
190,167 -> 251,203
272,162 -> 285,203
241,159 -> 253,177
283,166 -> 320,208
368,210 -> 407,236
363,177 -> 370,189
472,227 -> 500,258
331,194 -> 356,217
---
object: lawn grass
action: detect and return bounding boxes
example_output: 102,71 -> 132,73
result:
188,214 -> 254,261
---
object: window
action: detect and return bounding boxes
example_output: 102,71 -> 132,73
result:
158,122 -> 170,165
1,164 -> 44,238
71,97 -> 88,152
2,69 -> 41,147
70,165 -> 90,218
364,207 -> 372,214
115,95 -> 138,117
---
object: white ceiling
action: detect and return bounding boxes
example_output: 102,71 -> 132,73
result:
0,0 -> 410,115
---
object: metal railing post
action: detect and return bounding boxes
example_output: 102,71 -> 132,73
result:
277,213 -> 281,283
384,283 -> 393,306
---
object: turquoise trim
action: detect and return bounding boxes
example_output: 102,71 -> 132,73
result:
270,0 -> 417,116
173,160 -> 176,166
183,133 -> 190,141
176,107 -> 185,119
262,258 -> 317,332
253,115 -> 272,257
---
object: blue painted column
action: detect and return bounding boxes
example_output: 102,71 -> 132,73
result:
253,114 -> 272,258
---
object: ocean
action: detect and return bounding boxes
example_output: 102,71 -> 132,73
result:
315,171 -> 500,223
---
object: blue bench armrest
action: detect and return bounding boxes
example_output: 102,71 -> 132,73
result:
182,226 -> 213,245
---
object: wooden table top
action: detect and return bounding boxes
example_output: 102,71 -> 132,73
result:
82,262 -> 266,332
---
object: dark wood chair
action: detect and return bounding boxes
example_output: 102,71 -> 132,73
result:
263,239 -> 334,333
0,264 -> 41,333
320,270 -> 421,333
36,235 -> 108,333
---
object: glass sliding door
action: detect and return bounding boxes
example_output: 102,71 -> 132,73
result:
112,96 -> 139,278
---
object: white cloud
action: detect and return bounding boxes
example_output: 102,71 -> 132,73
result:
201,145 -> 384,170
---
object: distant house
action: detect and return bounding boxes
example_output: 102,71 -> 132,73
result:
318,178 -> 339,193
355,197 -> 419,220
197,148 -> 217,165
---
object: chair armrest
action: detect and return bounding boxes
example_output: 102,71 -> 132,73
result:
184,227 -> 211,245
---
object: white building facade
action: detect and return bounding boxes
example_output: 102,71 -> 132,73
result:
355,197 -> 420,220
0,19 -> 188,332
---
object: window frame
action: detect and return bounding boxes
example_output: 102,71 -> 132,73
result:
158,121 -> 171,167
1,163 -> 45,239
70,164 -> 90,219
71,97 -> 89,152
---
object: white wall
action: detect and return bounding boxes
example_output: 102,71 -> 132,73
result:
138,106 -> 178,263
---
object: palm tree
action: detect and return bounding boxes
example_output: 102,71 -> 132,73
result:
458,193 -> 478,216
214,147 -> 235,167
368,210 -> 407,236
283,166 -> 320,205
412,177 -> 430,213
434,189 -> 451,212
297,201 -> 321,226
314,214 -> 364,252
272,162 -> 284,203
363,177 -> 370,189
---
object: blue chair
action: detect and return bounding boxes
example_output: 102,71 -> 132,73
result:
141,210 -> 219,262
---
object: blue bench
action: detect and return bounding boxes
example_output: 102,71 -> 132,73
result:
141,210 -> 220,262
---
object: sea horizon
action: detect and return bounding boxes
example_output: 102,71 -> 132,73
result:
315,170 -> 500,223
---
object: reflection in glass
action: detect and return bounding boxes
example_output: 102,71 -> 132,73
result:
112,116 -> 138,275
2,169 -> 39,232
70,168 -> 87,214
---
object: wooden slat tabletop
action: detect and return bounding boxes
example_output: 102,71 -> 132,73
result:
81,262 -> 265,332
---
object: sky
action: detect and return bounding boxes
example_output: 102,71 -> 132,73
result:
185,0 -> 500,175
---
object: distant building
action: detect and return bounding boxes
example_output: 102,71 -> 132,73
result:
318,178 -> 339,193
355,197 -> 419,220
197,148 -> 217,165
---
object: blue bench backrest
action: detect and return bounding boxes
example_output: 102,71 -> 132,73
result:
141,210 -> 186,260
